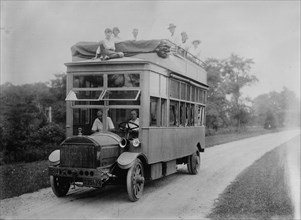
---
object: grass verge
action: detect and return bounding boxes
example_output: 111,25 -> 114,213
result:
0,160 -> 49,199
207,136 -> 299,220
205,127 -> 276,147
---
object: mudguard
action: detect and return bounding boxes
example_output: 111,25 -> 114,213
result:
117,152 -> 142,169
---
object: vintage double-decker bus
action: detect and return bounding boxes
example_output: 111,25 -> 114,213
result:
48,40 -> 208,201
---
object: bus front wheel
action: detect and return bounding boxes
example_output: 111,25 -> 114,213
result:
126,158 -> 145,202
187,151 -> 200,175
50,175 -> 70,197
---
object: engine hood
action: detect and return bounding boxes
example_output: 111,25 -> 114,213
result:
62,132 -> 121,146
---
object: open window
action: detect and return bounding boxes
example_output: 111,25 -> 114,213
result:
150,97 -> 159,126
66,89 -> 104,101
169,101 -> 179,126
101,89 -> 141,101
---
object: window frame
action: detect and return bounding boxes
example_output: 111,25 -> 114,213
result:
65,88 -> 105,101
101,89 -> 141,101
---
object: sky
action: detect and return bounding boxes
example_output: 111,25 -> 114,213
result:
1,0 -> 300,98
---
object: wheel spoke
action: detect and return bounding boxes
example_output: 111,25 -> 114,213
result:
134,185 -> 138,196
137,183 -> 141,192
135,166 -> 140,176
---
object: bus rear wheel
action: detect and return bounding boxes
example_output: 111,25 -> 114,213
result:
50,175 -> 70,197
126,158 -> 145,202
187,151 -> 200,175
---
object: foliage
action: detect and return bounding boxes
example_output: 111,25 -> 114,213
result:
0,160 -> 49,199
47,73 -> 67,125
205,58 -> 230,130
220,54 -> 258,128
253,87 -> 300,128
0,74 -> 66,164
205,54 -> 258,130
34,123 -> 65,145
264,110 -> 277,129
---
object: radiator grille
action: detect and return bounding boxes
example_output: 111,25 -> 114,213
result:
60,144 -> 97,168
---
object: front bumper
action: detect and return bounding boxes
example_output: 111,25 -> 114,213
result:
49,166 -> 112,187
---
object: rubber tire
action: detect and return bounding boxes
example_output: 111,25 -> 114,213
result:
126,159 -> 144,202
50,175 -> 70,197
187,151 -> 200,175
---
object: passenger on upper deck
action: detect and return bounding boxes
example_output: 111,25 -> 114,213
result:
167,23 -> 180,45
132,28 -> 139,41
93,28 -> 124,60
179,31 -> 190,51
113,27 -> 123,43
189,40 -> 202,60
92,109 -> 115,133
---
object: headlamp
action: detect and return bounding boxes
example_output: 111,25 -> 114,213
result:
132,138 -> 140,147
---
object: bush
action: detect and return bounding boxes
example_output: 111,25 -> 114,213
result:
206,128 -> 216,136
35,123 -> 65,145
206,126 -> 240,136
2,123 -> 65,164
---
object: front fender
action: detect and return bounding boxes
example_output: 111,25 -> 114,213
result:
117,152 -> 143,169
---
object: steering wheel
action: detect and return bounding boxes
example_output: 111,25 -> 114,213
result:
119,121 -> 139,132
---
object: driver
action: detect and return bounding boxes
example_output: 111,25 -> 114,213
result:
127,109 -> 139,131
92,109 -> 115,133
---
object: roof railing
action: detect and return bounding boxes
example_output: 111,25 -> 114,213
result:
165,40 -> 206,69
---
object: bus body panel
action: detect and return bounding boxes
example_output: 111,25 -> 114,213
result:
141,126 -> 205,164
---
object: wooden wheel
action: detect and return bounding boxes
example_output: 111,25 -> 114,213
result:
126,159 -> 145,202
187,151 -> 200,175
50,176 -> 70,197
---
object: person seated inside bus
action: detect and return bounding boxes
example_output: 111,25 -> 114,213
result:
126,109 -> 139,138
93,28 -> 124,61
91,109 -> 115,133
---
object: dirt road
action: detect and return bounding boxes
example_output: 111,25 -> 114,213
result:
1,130 -> 299,219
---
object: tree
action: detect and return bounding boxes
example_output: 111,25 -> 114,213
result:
205,55 -> 257,130
253,87 -> 300,128
220,54 -> 258,129
0,74 -> 67,163
48,73 -> 67,125
205,58 -> 230,130
264,109 -> 277,129
0,83 -> 48,162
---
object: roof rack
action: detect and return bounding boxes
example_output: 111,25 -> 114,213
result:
165,40 -> 206,69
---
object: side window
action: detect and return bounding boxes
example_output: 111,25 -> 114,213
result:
150,97 -> 159,126
180,83 -> 186,100
161,99 -> 167,127
180,102 -> 186,126
186,103 -> 191,126
73,74 -> 104,88
192,86 -> 196,102
169,101 -> 179,126
190,104 -> 195,126
186,85 -> 191,101
170,79 -> 180,99
197,105 -> 205,126
108,73 -> 140,87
